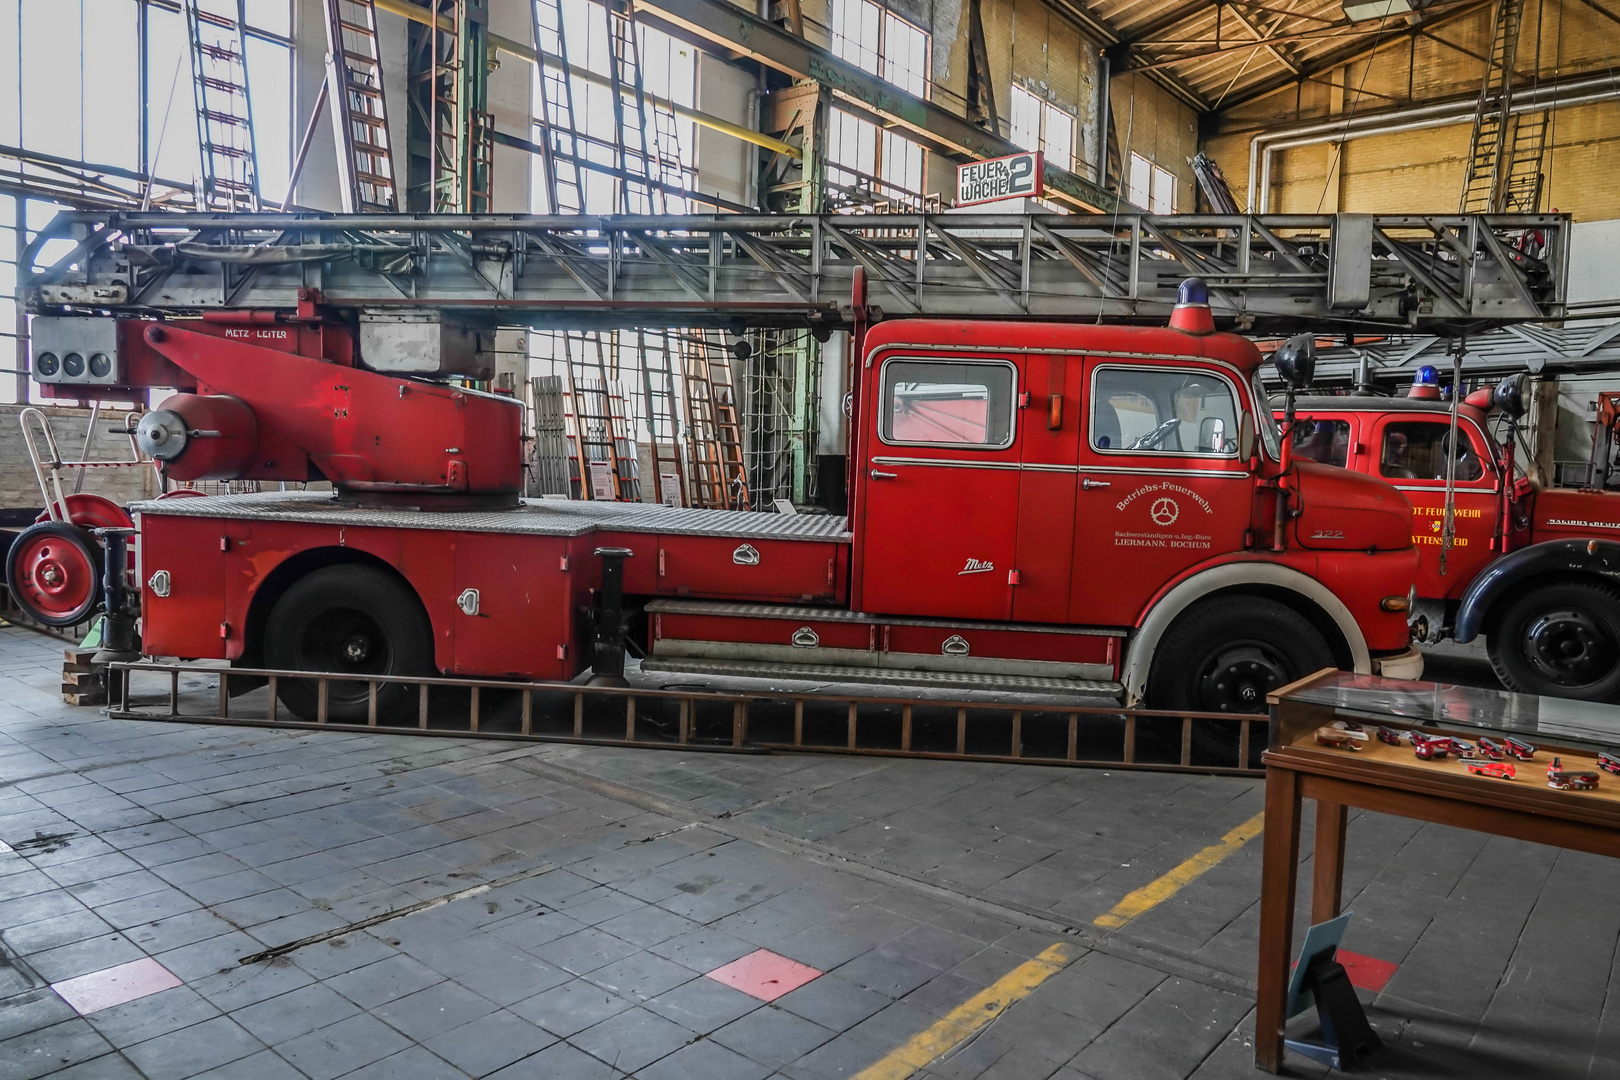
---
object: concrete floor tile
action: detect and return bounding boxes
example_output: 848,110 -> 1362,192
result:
82,984 -> 221,1047
327,952 -> 448,1008
774,975 -> 890,1031
485,1039 -> 626,1079
338,1045 -> 473,1080
533,926 -> 643,976
0,1017 -> 118,1080
123,1015 -> 267,1080
711,1005 -> 837,1069
274,1013 -> 412,1080
571,1005 -> 694,1074
635,1037 -> 772,1080
186,1049 -> 308,1080
0,987 -> 80,1042
512,977 -> 636,1038
423,1008 -> 558,1077
372,978 -> 498,1041
191,959 -> 318,1012
231,983 -> 363,1045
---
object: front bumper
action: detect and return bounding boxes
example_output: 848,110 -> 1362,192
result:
1370,646 -> 1425,682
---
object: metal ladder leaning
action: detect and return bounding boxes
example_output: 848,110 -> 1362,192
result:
1459,0 -> 1544,213
637,331 -> 688,507
530,0 -> 585,214
562,335 -> 641,501
184,0 -> 259,212
323,0 -> 398,212
604,0 -> 680,213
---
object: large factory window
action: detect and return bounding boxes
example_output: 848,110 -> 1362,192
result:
827,0 -> 929,207
880,360 -> 1015,450
1010,86 -> 1075,173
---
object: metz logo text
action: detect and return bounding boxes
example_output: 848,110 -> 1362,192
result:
959,558 -> 995,575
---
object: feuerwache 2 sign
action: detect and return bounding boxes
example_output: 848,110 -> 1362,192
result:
956,151 -> 1044,206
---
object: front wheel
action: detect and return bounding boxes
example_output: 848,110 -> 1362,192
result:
262,565 -> 433,723
1486,581 -> 1620,701
1147,597 -> 1337,763
5,521 -> 104,626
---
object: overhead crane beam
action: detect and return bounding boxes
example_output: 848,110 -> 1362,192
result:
22,210 -> 1567,337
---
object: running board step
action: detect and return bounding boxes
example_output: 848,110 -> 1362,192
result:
639,657 -> 1122,697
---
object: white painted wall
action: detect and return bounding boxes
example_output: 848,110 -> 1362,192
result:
696,54 -> 756,209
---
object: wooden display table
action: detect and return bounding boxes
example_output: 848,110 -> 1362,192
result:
1255,670 -> 1620,1072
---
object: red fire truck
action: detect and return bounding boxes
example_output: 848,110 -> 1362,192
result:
1285,373 -> 1620,701
8,279 -> 1422,735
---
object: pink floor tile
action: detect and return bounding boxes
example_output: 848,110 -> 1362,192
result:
1336,949 -> 1398,993
53,958 -> 183,1014
706,949 -> 821,1002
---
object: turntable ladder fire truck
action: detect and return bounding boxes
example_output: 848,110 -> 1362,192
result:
10,211 -> 1566,763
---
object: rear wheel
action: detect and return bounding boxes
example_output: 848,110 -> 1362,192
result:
1147,597 -> 1336,764
5,521 -> 103,626
262,565 -> 433,723
1486,581 -> 1620,701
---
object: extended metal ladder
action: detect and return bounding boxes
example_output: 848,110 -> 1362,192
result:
1459,0 -> 1546,213
323,0 -> 398,212
184,0 -> 259,212
531,0 -> 585,213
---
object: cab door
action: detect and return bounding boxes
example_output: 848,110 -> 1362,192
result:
1371,415 -> 1499,599
858,355 -> 1022,620
1070,361 -> 1255,627
1012,353 -> 1080,623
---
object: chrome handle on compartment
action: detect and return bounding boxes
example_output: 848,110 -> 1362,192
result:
870,470 -> 899,479
1081,478 -> 1111,490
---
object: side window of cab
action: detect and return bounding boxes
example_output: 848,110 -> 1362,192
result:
880,359 -> 1016,449
1379,421 -> 1487,482
1292,418 -> 1351,467
1091,366 -> 1240,456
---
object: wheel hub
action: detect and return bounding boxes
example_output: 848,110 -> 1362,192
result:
14,538 -> 94,620
1200,646 -> 1289,713
1524,608 -> 1617,687
343,635 -> 372,664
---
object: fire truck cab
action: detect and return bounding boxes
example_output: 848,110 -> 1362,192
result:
1283,380 -> 1620,701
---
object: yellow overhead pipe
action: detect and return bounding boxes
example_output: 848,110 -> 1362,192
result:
369,0 -> 801,160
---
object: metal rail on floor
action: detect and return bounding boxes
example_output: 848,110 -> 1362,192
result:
107,661 -> 1266,775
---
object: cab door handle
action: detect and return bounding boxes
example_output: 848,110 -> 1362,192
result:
1081,478 -> 1111,490
870,470 -> 898,479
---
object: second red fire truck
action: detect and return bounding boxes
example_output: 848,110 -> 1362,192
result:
1287,371 -> 1620,701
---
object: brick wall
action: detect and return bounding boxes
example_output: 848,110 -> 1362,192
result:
1203,1 -> 1620,221
0,405 -> 159,512
1110,71 -> 1198,212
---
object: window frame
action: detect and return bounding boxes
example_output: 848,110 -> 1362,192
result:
1088,363 -> 1245,460
1128,152 -> 1176,213
1009,84 -> 1077,172
1376,418 -> 1495,485
877,356 -> 1018,452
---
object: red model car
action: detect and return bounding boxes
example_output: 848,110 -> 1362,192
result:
1598,751 -> 1620,776
1444,736 -> 1476,754
1412,733 -> 1449,760
1505,736 -> 1537,761
1376,726 -> 1408,746
1546,758 -> 1600,790
1466,760 -> 1516,780
1471,737 -> 1506,761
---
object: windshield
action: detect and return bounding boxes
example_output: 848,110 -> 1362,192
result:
1252,372 -> 1282,461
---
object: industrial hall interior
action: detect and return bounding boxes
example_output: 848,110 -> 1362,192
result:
5,0 -> 1620,1077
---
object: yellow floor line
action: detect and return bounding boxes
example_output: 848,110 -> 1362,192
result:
852,942 -> 1081,1080
1092,811 -> 1265,930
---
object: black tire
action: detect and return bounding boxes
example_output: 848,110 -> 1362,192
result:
1486,580 -> 1620,701
1147,597 -> 1336,764
262,565 -> 433,723
5,521 -> 104,627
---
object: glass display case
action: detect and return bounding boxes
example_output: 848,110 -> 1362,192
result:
1269,671 -> 1620,802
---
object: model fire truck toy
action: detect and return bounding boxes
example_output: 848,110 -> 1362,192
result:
1282,370 -> 1620,701
9,274 -> 1423,742
1546,758 -> 1600,791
